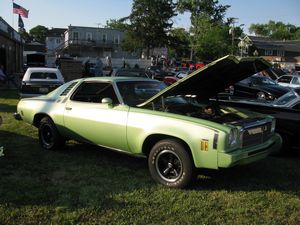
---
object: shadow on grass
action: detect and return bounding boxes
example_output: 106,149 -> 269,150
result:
192,151 -> 300,194
0,103 -> 17,113
0,89 -> 19,100
0,129 -> 299,210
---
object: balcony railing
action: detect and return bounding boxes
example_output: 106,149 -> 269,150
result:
66,39 -> 118,48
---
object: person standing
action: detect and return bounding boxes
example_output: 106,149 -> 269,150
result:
94,57 -> 103,77
0,64 -> 6,84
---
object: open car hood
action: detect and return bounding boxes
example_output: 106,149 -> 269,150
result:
139,55 -> 271,107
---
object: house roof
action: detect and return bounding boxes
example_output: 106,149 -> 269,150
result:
247,35 -> 300,53
47,28 -> 67,37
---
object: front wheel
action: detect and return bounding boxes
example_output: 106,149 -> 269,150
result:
38,117 -> 65,150
148,139 -> 195,188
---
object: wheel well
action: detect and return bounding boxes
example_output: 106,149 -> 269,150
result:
142,134 -> 193,159
33,113 -> 49,127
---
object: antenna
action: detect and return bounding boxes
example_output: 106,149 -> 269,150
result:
95,23 -> 102,28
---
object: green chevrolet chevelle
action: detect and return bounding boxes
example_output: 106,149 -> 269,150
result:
14,56 -> 282,188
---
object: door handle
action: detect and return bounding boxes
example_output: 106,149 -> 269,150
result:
65,107 -> 72,110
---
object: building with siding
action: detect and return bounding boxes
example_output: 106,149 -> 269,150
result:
238,35 -> 300,68
58,25 -> 139,59
0,17 -> 23,75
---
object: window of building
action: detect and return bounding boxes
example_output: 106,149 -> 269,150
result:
277,50 -> 285,57
114,35 -> 120,44
55,38 -> 61,44
73,32 -> 79,40
86,32 -> 92,41
265,49 -> 273,56
102,34 -> 107,43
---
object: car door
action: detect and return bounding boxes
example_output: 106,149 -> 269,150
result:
63,81 -> 130,151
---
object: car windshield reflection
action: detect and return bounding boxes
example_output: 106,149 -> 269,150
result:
273,91 -> 297,105
117,81 -> 166,106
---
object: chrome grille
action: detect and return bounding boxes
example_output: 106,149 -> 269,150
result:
241,122 -> 272,148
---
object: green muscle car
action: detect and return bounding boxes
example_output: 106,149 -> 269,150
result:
14,55 -> 282,188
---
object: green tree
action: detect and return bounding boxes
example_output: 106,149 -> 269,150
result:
128,0 -> 177,57
177,0 -> 233,60
191,16 -> 231,60
105,18 -> 129,31
105,18 -> 144,54
29,25 -> 49,43
18,29 -> 31,43
177,0 -> 229,25
249,21 -> 300,40
168,27 -> 191,59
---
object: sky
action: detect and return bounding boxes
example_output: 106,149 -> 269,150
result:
0,0 -> 300,34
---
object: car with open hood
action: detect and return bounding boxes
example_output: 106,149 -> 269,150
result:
14,55 -> 282,188
216,87 -> 300,151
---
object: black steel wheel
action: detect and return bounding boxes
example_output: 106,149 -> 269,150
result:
38,117 -> 64,150
148,138 -> 195,188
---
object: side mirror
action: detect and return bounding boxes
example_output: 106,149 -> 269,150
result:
101,98 -> 113,107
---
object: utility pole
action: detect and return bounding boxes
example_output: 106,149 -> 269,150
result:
229,18 -> 238,55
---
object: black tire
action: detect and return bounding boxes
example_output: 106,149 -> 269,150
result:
148,138 -> 195,188
38,117 -> 65,150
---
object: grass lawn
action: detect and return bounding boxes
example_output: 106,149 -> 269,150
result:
0,89 -> 299,225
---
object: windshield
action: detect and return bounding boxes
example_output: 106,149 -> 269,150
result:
117,80 -> 166,106
239,76 -> 277,85
251,76 -> 277,85
273,91 -> 297,105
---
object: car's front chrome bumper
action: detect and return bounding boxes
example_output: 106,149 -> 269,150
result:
217,133 -> 282,168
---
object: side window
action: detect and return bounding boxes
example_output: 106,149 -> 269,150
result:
292,77 -> 300,85
71,82 -> 119,104
278,76 -> 292,83
292,103 -> 300,110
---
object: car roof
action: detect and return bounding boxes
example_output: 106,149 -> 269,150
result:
26,67 -> 61,72
80,76 -> 155,83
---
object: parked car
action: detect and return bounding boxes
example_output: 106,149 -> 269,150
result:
276,74 -> 300,88
231,74 -> 290,100
20,67 -> 64,98
216,87 -> 300,151
110,68 -> 150,78
163,71 -> 189,86
14,56 -> 281,188
145,66 -> 167,80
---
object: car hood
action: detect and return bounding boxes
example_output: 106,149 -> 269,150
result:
139,55 -> 271,106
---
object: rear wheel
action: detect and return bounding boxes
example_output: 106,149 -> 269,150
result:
38,117 -> 65,150
148,138 -> 195,188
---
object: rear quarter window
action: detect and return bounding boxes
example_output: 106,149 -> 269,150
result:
30,72 -> 58,79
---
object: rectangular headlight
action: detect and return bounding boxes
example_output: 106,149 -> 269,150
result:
228,128 -> 238,147
271,119 -> 276,133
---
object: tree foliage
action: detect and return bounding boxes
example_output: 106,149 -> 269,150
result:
177,0 -> 229,25
168,27 -> 191,58
177,0 -> 234,60
249,20 -> 300,40
190,16 -> 231,60
128,0 -> 177,57
29,25 -> 49,43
